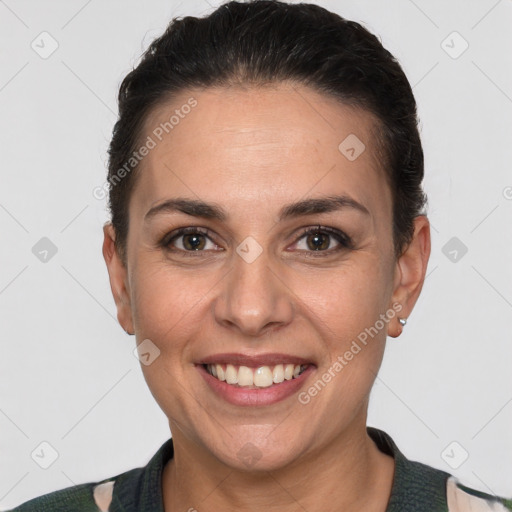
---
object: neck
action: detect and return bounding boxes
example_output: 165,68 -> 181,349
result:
162,419 -> 395,512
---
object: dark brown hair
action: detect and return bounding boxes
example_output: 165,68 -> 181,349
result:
107,0 -> 427,264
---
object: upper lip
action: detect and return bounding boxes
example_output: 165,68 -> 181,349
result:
198,353 -> 314,367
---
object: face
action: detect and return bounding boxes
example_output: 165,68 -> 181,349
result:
103,82 -> 429,471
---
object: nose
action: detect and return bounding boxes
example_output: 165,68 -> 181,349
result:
213,246 -> 294,337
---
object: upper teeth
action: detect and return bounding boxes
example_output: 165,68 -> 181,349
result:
206,363 -> 306,388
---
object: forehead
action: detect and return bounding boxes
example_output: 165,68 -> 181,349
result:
130,83 -> 390,221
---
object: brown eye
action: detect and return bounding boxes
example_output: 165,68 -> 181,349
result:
293,226 -> 353,255
304,231 -> 330,251
181,233 -> 207,250
162,227 -> 221,253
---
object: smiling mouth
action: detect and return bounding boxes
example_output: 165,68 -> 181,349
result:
203,363 -> 308,388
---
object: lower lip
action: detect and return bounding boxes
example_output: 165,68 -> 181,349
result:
197,364 -> 315,406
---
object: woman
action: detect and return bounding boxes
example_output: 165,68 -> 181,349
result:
9,1 -> 511,510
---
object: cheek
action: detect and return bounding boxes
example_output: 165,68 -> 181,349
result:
299,263 -> 392,404
288,267 -> 391,434
129,265 -> 209,420
130,262 -> 211,354
301,259 -> 392,343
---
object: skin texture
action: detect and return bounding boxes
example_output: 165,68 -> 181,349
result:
102,82 -> 431,511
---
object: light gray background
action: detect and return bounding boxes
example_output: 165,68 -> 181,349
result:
1,0 -> 511,509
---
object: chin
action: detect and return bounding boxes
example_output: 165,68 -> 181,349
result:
208,430 -> 308,473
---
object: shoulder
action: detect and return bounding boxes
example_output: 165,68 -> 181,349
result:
6,438 -> 173,512
446,476 -> 512,512
392,448 -> 512,511
6,478 -> 116,512
367,426 -> 512,511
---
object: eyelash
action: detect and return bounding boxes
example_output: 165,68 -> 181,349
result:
160,225 -> 353,258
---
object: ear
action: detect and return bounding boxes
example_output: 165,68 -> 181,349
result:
102,222 -> 134,335
388,215 -> 431,338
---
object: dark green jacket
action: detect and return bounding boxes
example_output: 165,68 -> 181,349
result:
7,427 -> 512,511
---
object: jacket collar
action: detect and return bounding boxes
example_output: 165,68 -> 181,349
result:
110,426 -> 451,511
367,426 -> 450,511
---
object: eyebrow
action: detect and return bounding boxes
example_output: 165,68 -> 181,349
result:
144,194 -> 370,223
